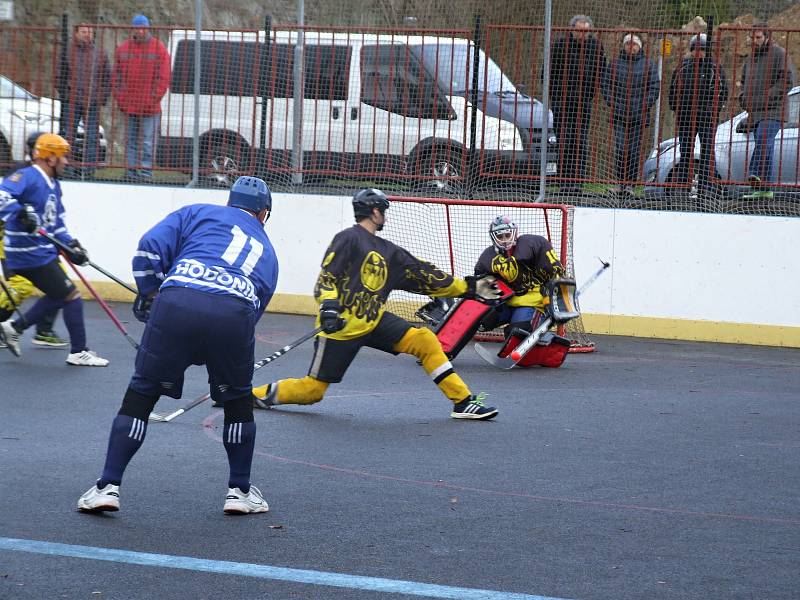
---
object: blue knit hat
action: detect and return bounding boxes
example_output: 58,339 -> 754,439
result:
131,14 -> 150,27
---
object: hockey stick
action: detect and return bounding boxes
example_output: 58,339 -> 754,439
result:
36,229 -> 137,295
475,258 -> 610,369
57,250 -> 140,350
148,326 -> 324,422
0,276 -> 29,329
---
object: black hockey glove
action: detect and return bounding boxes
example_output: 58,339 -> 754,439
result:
319,299 -> 346,333
18,205 -> 41,234
66,239 -> 89,266
463,274 -> 503,305
132,294 -> 153,323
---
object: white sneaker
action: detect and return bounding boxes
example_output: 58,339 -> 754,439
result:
223,485 -> 269,515
0,319 -> 21,357
77,483 -> 120,512
66,350 -> 109,367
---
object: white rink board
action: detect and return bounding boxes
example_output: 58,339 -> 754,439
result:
58,182 -> 799,328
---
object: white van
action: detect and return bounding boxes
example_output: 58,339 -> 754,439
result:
158,30 -> 556,187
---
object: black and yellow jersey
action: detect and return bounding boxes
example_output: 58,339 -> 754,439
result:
314,224 -> 467,339
474,234 -> 563,308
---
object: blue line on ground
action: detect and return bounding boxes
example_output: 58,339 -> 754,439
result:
0,537 -> 577,600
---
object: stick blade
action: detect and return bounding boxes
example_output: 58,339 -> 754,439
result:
473,343 -> 518,370
148,411 -> 174,423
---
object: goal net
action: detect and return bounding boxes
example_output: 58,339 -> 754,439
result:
381,196 -> 595,352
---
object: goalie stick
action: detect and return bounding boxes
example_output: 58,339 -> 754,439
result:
474,259 -> 610,369
148,326 -> 324,422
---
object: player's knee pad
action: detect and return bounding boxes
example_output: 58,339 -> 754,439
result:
119,387 -> 159,421
223,393 -> 254,423
395,326 -> 442,360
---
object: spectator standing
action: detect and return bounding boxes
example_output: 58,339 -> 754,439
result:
738,23 -> 795,200
601,34 -> 660,195
667,33 -> 729,201
112,14 -> 171,181
57,24 -> 110,179
548,15 -> 607,195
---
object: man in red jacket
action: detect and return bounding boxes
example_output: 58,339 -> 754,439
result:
112,15 -> 171,181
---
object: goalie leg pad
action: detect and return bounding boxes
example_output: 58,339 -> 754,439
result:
435,299 -> 495,359
516,333 -> 571,368
395,327 -> 471,403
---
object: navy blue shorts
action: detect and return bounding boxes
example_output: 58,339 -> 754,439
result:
130,287 -> 257,402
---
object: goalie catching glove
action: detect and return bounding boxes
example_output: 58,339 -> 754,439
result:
319,299 -> 346,333
463,274 -> 504,305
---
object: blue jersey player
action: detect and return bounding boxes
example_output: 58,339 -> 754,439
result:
0,133 -> 107,365
78,176 -> 279,515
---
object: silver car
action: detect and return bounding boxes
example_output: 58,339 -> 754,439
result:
644,85 -> 800,203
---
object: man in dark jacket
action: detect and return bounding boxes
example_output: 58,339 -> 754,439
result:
668,33 -> 729,199
601,33 -> 660,195
112,14 -> 171,181
57,24 -> 110,179
739,23 -> 795,199
547,15 -> 607,194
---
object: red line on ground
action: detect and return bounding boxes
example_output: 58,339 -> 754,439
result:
201,411 -> 800,527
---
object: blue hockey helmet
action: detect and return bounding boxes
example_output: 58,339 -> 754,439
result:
228,176 -> 272,216
353,188 -> 390,220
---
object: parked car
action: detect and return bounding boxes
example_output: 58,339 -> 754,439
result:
643,86 -> 800,201
0,75 -> 107,168
158,30 -> 557,188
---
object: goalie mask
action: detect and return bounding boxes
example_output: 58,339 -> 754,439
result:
489,216 -> 518,256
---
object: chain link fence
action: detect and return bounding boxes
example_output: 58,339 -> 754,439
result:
2,1 -> 799,215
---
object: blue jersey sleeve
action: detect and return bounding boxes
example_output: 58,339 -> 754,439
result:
132,208 -> 186,295
0,175 -> 25,224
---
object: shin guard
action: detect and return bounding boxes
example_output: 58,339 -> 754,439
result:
394,327 -> 471,402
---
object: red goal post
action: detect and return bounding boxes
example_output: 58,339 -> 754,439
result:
382,196 -> 595,352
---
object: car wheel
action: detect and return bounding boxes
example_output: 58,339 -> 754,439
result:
410,146 -> 464,195
202,136 -> 250,187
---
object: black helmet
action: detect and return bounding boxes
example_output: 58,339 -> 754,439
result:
352,188 -> 389,221
26,131 -> 44,161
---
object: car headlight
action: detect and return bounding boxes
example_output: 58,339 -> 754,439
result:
11,110 -> 51,125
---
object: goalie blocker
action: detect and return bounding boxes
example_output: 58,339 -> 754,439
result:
419,278 -> 578,368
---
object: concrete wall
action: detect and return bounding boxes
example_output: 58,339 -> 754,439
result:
56,182 -> 800,347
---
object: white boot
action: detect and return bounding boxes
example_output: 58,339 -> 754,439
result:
66,349 -> 110,367
223,485 -> 269,515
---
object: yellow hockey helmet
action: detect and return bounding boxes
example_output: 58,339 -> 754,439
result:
34,133 -> 70,160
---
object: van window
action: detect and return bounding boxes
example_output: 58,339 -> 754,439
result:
360,44 -> 449,119
413,43 -> 516,94
171,39 -> 350,100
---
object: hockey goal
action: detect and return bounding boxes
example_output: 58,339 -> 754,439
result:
381,196 -> 595,352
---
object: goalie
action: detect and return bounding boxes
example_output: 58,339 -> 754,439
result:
474,216 -> 576,368
253,188 -> 503,420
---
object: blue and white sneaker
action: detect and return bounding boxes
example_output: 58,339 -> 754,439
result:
223,485 -> 269,515
451,394 -> 498,420
77,483 -> 120,512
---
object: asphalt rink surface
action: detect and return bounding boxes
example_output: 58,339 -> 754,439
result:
1,303 -> 798,600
